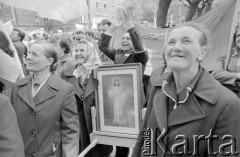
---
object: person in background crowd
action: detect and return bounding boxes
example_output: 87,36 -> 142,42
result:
50,34 -> 76,74
131,22 -> 240,157
11,40 -> 79,157
76,30 -> 85,39
99,8 -> 148,157
212,24 -> 240,96
0,31 -> 14,57
97,19 -> 114,64
85,31 -> 95,43
0,49 -> 25,157
98,19 -> 112,35
61,39 -> 113,157
10,28 -> 28,75
73,31 -> 86,45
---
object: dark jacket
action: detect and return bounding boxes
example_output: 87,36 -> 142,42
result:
132,67 -> 240,157
99,27 -> 148,73
61,66 -> 113,157
13,41 -> 27,65
11,74 -> 79,157
0,94 -> 25,157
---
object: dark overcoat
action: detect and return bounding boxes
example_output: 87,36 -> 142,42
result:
0,94 -> 25,157
132,68 -> 240,157
11,74 -> 79,157
61,66 -> 113,157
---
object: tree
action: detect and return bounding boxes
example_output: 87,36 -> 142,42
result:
183,0 -> 215,21
141,6 -> 155,23
156,0 -> 172,27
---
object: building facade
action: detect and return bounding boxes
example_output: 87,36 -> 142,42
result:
0,0 -> 125,32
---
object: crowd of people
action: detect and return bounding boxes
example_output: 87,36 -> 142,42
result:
1,5 -> 240,157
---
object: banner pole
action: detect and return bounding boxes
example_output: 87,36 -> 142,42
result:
224,0 -> 240,70
78,139 -> 98,157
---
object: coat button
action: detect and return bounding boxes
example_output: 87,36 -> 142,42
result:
81,95 -> 84,101
31,131 -> 36,137
32,153 -> 36,157
32,111 -> 36,115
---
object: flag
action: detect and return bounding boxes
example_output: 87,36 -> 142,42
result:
0,21 -> 24,78
1,0 -> 88,23
3,19 -> 14,35
0,49 -> 21,85
192,0 -> 239,71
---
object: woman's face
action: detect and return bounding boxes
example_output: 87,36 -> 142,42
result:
165,26 -> 206,71
26,44 -> 52,73
74,43 -> 88,64
235,28 -> 240,48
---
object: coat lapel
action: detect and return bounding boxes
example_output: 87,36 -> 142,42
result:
168,95 -> 205,127
84,75 -> 98,99
33,74 -> 59,106
153,91 -> 168,132
62,66 -> 82,99
17,76 -> 35,110
115,51 -> 132,64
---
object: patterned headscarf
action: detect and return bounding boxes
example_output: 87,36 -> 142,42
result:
73,40 -> 102,80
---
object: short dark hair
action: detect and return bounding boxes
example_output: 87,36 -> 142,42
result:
50,34 -> 71,54
13,28 -> 25,41
85,31 -> 94,38
31,41 -> 58,72
100,19 -> 111,27
0,31 -> 14,57
76,30 -> 84,35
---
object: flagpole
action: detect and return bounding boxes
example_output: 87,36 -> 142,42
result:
224,0 -> 240,70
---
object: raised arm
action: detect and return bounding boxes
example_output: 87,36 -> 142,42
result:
98,23 -> 119,61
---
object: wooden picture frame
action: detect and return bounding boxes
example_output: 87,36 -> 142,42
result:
94,63 -> 143,137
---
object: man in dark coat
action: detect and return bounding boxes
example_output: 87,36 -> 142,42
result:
10,28 -> 28,75
99,8 -> 148,157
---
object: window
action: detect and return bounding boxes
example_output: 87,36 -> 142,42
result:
34,15 -> 40,23
104,4 -> 107,9
96,1 -> 100,9
43,18 -> 49,23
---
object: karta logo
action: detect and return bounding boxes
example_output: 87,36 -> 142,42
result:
142,128 -> 239,156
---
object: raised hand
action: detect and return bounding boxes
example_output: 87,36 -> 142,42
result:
120,2 -> 135,30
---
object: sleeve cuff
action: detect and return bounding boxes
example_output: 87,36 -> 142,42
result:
104,32 -> 113,36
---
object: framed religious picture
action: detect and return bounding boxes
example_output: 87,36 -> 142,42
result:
94,63 -> 143,136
